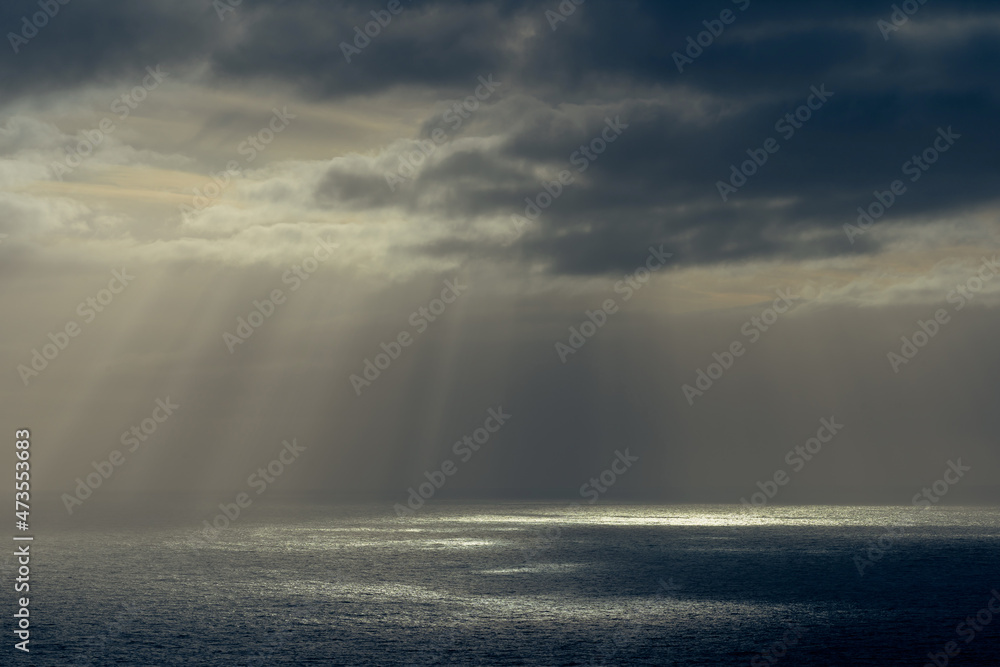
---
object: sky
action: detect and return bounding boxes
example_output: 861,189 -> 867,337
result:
2,0 -> 999,518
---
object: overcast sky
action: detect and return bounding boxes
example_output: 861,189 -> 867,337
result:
2,0 -> 999,518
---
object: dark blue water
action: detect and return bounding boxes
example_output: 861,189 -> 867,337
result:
19,504 -> 1000,665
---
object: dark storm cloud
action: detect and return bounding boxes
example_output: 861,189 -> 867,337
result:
209,0 -> 534,98
7,0 -> 998,102
1,0 -> 532,100
298,0 -> 998,273
5,0 -> 998,273
1,0 -> 216,94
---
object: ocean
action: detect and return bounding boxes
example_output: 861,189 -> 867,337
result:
23,504 -> 1000,665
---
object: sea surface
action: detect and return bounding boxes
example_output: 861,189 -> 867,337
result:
21,504 -> 1000,665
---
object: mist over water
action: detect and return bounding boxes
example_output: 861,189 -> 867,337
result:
30,503 -> 1000,665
